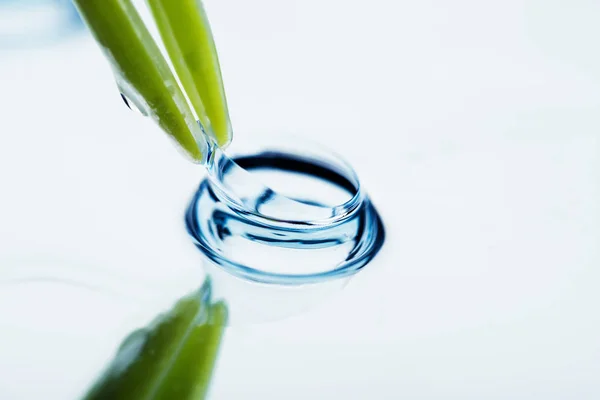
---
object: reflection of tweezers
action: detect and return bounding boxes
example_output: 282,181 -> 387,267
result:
83,278 -> 227,400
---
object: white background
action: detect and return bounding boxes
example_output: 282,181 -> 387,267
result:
0,0 -> 599,398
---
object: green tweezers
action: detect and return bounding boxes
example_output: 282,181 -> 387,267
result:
72,0 -> 232,163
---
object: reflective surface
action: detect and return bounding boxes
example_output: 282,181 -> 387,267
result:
2,1 -> 600,397
0,259 -> 223,399
0,259 -> 149,399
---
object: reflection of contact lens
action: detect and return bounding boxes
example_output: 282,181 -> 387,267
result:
0,260 -> 144,399
0,0 -> 84,48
